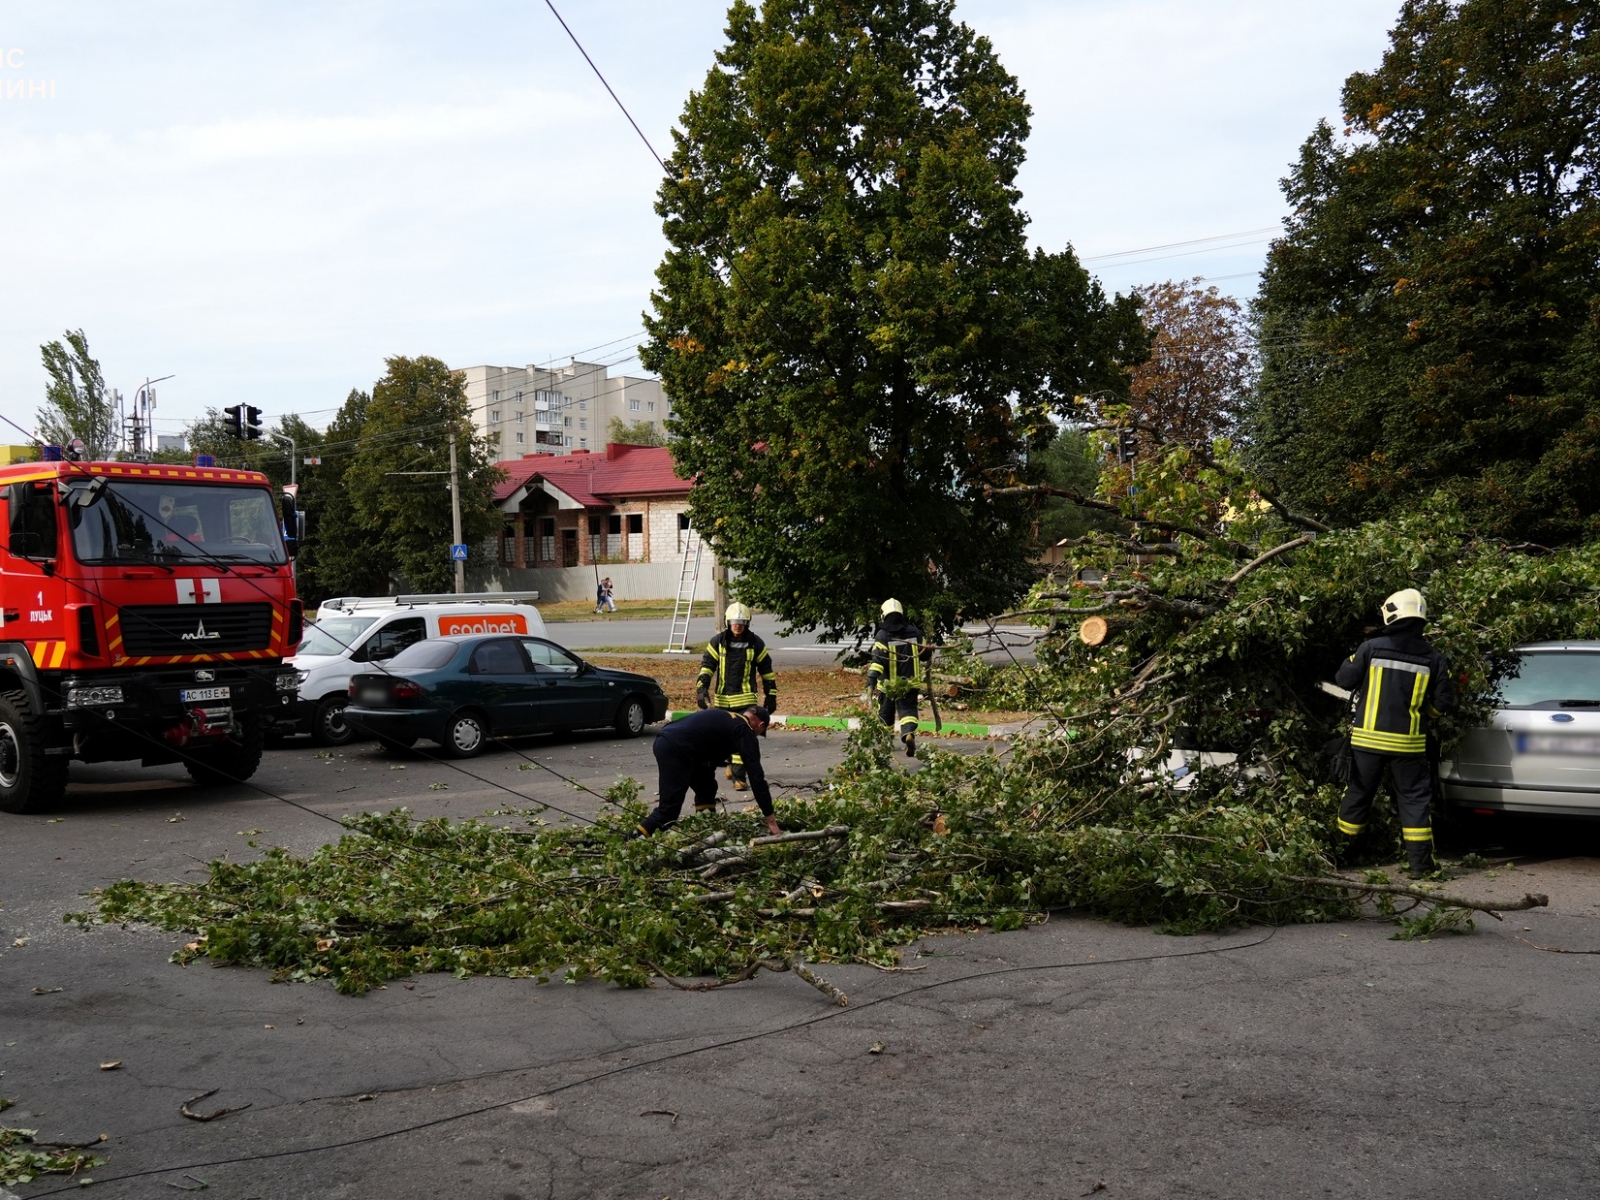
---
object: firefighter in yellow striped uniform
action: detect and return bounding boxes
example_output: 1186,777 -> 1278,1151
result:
868,598 -> 929,759
696,603 -> 776,791
1333,588 -> 1456,878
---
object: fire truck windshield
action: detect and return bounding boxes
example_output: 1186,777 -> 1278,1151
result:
68,479 -> 287,566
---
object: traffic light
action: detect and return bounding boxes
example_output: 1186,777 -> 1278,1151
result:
1116,428 -> 1138,464
223,405 -> 245,439
244,406 -> 264,441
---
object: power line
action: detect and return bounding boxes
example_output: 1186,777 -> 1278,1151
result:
26,927 -> 1279,1195
1081,227 -> 1280,265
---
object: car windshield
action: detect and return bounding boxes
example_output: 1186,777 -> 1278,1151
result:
298,617 -> 377,657
389,641 -> 460,672
69,479 -> 286,566
1498,651 -> 1600,707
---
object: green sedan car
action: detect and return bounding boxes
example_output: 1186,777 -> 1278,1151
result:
344,633 -> 669,757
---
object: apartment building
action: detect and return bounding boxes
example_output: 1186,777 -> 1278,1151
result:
457,357 -> 669,461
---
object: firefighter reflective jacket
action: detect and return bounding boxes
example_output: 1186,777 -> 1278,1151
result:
868,613 -> 927,691
698,628 -> 775,708
1334,626 -> 1455,756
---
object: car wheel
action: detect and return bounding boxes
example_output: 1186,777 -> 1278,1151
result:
441,711 -> 487,758
614,696 -> 648,737
311,698 -> 355,747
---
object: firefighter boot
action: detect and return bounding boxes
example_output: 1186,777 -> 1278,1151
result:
1406,846 -> 1437,880
902,732 -> 917,759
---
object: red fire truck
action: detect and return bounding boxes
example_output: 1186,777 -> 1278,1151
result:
0,456 -> 303,813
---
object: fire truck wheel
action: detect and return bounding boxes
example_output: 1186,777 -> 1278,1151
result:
184,716 -> 267,788
311,698 -> 354,747
0,690 -> 68,815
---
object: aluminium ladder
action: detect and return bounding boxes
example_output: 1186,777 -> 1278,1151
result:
664,523 -> 703,653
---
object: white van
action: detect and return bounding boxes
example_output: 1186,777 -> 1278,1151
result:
282,593 -> 544,745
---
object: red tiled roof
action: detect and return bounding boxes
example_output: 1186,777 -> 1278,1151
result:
493,444 -> 691,506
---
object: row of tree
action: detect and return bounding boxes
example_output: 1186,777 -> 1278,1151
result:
644,0 -> 1598,635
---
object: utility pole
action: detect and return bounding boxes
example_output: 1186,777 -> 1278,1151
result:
450,430 -> 464,595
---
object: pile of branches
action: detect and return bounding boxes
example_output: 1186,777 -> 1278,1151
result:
73,719 -> 1364,996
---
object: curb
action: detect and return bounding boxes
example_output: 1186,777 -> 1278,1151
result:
664,711 -> 1007,737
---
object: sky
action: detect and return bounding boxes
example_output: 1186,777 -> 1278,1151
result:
0,0 -> 1400,444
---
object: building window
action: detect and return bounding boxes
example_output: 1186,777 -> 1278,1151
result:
629,398 -> 641,412
564,417 -> 572,428
539,517 -> 556,563
490,410 -> 500,423
515,391 -> 524,404
580,438 -> 588,449
579,418 -> 587,431
515,431 -> 525,444
647,401 -> 655,413
626,513 -> 643,535
515,410 -> 524,423
491,389 -> 500,403
579,399 -> 587,411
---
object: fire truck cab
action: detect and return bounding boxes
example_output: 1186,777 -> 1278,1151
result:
0,457 -> 302,813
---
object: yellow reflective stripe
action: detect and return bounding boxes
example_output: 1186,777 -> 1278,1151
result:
1350,728 -> 1426,752
1408,669 -> 1428,737
1337,819 -> 1364,835
1402,828 -> 1434,842
1363,664 -> 1382,730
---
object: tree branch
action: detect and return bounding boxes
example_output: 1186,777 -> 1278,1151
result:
1224,534 -> 1315,586
1287,876 -> 1548,920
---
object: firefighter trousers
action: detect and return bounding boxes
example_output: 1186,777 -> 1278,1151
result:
877,690 -> 920,737
1338,749 -> 1436,870
637,739 -> 719,836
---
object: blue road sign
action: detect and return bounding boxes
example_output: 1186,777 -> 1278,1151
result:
450,544 -> 469,561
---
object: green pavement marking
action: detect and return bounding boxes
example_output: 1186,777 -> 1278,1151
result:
665,711 -> 998,736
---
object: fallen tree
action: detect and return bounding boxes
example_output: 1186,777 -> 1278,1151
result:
72,430 -> 1599,995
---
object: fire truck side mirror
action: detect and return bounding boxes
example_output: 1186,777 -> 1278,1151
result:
7,483 -> 59,563
281,494 -> 300,559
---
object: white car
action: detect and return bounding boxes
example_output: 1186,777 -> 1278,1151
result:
1441,641 -> 1600,817
283,593 -> 544,746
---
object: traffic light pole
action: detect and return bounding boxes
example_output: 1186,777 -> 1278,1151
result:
450,432 -> 464,595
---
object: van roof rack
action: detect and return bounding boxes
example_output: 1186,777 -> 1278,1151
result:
320,592 -> 540,613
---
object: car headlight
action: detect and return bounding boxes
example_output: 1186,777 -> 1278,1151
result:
277,672 -> 302,693
67,685 -> 124,708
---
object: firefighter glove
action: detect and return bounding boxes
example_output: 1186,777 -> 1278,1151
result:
695,686 -> 709,709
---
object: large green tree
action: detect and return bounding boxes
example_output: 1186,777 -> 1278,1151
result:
38,329 -> 116,458
642,0 -> 1143,635
1249,0 -> 1600,539
292,390 -> 387,603
340,358 -> 503,595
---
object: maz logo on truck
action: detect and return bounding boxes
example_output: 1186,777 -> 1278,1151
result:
176,579 -> 221,604
181,621 -> 221,642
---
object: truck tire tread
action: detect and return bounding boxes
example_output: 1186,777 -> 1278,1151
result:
0,688 -> 69,815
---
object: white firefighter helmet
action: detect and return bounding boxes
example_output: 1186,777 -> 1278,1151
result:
725,602 -> 753,625
880,598 -> 904,617
1381,588 -> 1428,625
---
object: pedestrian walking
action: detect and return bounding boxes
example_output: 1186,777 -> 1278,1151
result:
633,706 -> 780,838
868,598 -> 929,758
595,576 -> 616,614
696,602 -> 777,790
1333,588 -> 1456,878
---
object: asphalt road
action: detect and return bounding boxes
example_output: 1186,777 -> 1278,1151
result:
3,735 -> 1600,1199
